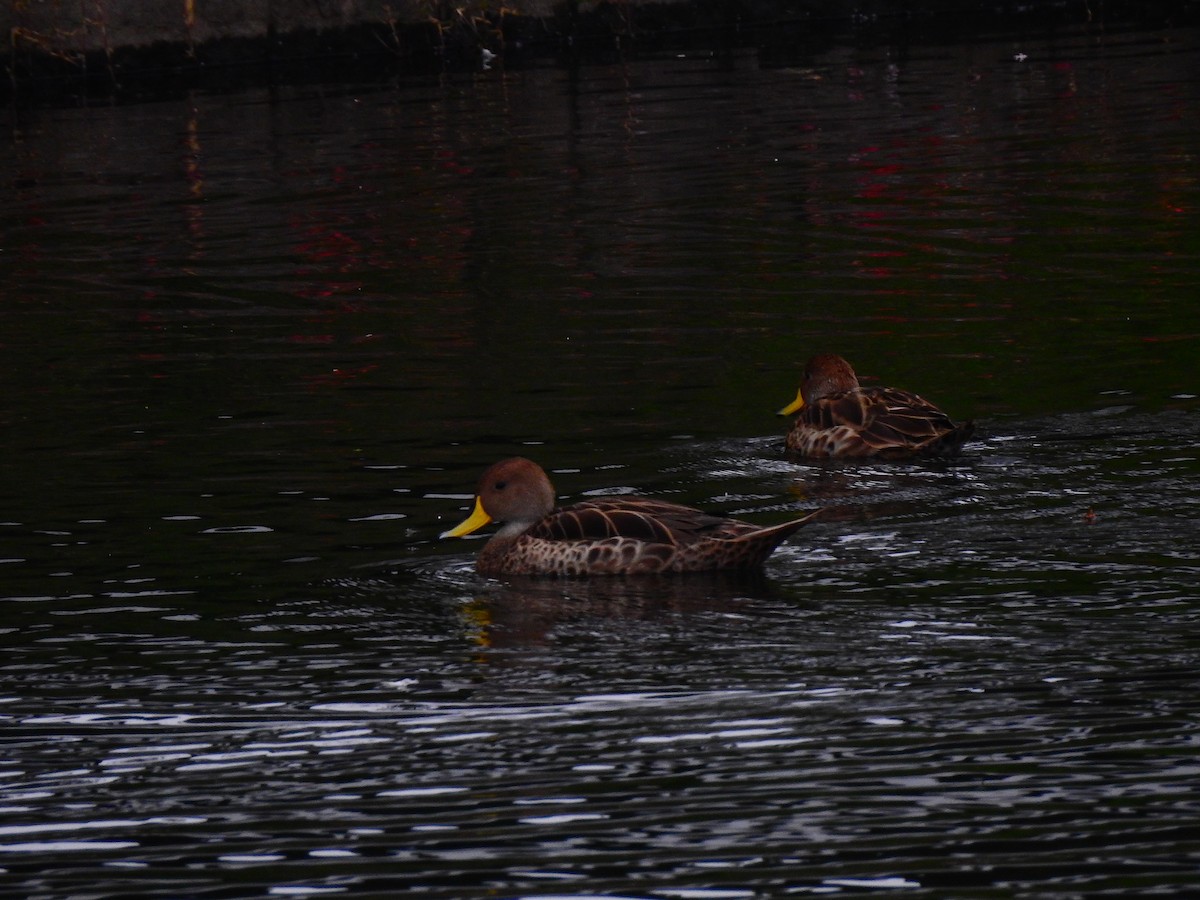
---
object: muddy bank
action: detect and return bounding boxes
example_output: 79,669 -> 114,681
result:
4,0 -> 1196,104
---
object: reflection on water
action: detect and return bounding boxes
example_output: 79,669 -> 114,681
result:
2,18 -> 1200,900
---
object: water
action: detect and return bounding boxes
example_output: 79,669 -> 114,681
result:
3,20 -> 1200,899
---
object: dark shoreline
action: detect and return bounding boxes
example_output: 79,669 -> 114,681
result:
4,0 -> 1197,107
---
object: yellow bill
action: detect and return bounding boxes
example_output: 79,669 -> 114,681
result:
440,496 -> 493,538
777,389 -> 805,416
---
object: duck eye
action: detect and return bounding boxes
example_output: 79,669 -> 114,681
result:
494,480 -> 507,491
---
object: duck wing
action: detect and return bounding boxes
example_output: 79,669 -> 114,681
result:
528,497 -> 731,546
804,387 -> 965,454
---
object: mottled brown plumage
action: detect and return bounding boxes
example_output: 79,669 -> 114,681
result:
779,354 -> 974,459
441,457 -> 821,576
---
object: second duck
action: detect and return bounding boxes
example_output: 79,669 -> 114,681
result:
778,353 -> 974,459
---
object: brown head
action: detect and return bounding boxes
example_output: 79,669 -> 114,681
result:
778,354 -> 861,415
441,456 -> 557,539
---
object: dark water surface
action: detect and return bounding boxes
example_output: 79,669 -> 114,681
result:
3,21 -> 1200,899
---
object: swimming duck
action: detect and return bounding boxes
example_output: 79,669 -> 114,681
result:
778,353 -> 974,459
441,456 -> 821,576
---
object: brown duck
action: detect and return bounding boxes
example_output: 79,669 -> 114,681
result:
441,457 -> 821,576
778,353 -> 974,459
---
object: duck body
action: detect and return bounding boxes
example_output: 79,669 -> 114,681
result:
442,457 -> 820,576
780,354 -> 974,459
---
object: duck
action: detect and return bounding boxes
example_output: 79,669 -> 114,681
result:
440,456 -> 821,576
778,353 -> 974,459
